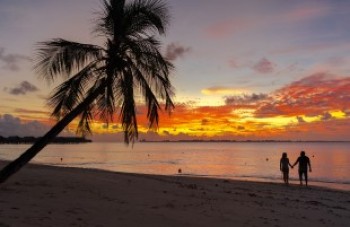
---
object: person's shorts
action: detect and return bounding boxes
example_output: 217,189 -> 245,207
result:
298,170 -> 307,177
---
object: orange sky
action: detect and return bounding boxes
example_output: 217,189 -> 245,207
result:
1,0 -> 350,141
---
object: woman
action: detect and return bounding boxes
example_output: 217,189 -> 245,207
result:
280,152 -> 293,185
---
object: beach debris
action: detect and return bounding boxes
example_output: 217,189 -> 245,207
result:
60,158 -> 63,162
179,183 -> 198,190
178,168 -> 182,174
187,184 -> 197,190
165,202 -> 175,208
266,158 -> 269,161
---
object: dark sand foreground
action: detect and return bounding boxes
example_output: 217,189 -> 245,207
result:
0,161 -> 349,227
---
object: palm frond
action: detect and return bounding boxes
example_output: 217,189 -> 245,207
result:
76,106 -> 94,136
119,69 -> 138,144
96,76 -> 116,124
48,62 -> 100,119
35,39 -> 104,82
123,38 -> 175,114
94,0 -> 126,37
124,0 -> 170,36
129,63 -> 160,129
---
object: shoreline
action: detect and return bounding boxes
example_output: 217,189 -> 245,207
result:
0,160 -> 349,227
2,158 -> 349,192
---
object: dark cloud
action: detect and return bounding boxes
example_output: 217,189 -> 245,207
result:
0,48 -> 30,71
321,112 -> 332,121
296,116 -> 306,123
0,114 -> 48,137
252,58 -> 275,74
201,119 -> 209,126
237,126 -> 245,131
165,43 -> 191,61
225,93 -> 268,105
4,81 -> 39,95
14,108 -> 49,115
162,130 -> 170,135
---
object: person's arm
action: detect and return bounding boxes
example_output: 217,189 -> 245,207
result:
287,158 -> 293,168
292,157 -> 299,168
280,159 -> 282,171
289,160 -> 293,168
308,158 -> 312,172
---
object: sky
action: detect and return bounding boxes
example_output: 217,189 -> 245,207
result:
1,0 -> 350,141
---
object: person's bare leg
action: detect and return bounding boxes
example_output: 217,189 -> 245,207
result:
305,172 -> 308,186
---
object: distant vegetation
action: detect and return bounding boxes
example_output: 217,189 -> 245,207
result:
0,136 -> 92,144
139,139 -> 350,143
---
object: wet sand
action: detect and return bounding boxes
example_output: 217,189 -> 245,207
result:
0,160 -> 349,227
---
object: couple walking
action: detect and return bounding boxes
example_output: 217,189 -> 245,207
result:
280,151 -> 312,186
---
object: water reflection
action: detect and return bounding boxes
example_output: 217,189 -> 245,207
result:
0,142 -> 349,190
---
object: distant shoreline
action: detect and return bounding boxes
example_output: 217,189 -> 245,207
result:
0,136 -> 92,144
139,139 -> 350,143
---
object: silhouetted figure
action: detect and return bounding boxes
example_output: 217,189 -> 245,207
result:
293,151 -> 312,186
280,152 -> 293,185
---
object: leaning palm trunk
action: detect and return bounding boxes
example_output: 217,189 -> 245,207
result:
0,85 -> 103,184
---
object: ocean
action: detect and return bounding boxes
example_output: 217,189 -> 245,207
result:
0,142 -> 349,191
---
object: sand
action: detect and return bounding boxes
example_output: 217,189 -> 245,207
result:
0,160 -> 349,227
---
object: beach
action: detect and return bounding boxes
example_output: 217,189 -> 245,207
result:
0,160 -> 349,227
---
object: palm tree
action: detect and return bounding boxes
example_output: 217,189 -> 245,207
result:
0,0 -> 174,184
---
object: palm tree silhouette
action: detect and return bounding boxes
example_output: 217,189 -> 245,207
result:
0,0 -> 174,184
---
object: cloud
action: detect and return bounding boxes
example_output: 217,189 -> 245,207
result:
4,81 -> 39,95
201,119 -> 209,126
0,48 -> 30,71
225,93 -> 268,105
282,4 -> 330,23
205,19 -> 253,39
296,116 -> 306,123
321,112 -> 332,121
237,126 -> 245,131
0,114 -> 50,137
255,73 -> 350,117
165,43 -> 191,61
251,58 -> 275,74
13,108 -> 49,115
202,86 -> 249,95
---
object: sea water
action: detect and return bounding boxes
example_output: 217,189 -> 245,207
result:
0,142 -> 349,191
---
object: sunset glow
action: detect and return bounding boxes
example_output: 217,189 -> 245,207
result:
1,0 -> 350,141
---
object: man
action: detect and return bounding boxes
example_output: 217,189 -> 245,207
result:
293,151 -> 312,186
